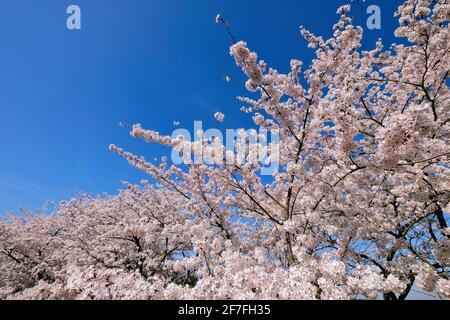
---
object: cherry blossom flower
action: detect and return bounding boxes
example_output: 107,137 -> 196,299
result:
214,112 -> 225,122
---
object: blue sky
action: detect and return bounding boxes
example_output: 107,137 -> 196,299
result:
0,0 -> 403,214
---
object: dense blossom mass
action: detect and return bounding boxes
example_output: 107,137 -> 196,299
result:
1,0 -> 449,300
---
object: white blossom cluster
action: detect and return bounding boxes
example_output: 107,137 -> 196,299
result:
214,112 -> 225,122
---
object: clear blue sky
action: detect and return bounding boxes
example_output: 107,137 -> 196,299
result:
0,0 -> 402,214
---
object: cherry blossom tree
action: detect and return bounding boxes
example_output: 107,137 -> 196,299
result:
1,0 -> 448,300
